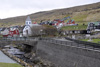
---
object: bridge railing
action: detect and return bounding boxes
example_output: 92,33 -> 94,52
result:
40,37 -> 74,45
1,37 -> 100,50
65,37 -> 100,49
0,37 -> 38,41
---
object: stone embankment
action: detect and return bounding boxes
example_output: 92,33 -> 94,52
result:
1,49 -> 33,67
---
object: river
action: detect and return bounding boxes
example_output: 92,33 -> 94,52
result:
0,50 -> 16,63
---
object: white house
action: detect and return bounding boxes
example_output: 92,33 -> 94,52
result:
1,28 -> 9,37
23,16 -> 43,37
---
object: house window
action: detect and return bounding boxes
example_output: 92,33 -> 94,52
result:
99,23 -> 100,25
78,31 -> 80,33
66,31 -> 69,34
70,31 -> 72,34
25,26 -> 28,29
75,31 -> 77,33
26,22 -> 28,25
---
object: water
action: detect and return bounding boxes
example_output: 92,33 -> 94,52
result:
0,51 -> 16,63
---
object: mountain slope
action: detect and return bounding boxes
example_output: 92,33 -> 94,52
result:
1,2 -> 100,27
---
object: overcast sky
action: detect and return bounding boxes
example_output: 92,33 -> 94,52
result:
0,0 -> 100,19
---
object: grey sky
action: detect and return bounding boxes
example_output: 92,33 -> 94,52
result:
0,0 -> 100,19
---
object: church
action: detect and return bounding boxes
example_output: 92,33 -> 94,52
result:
23,16 -> 43,37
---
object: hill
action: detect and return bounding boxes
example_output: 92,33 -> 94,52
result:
1,2 -> 100,27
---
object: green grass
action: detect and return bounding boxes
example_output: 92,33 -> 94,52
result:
75,22 -> 88,25
0,22 -> 24,27
61,25 -> 87,30
0,63 -> 22,67
72,14 -> 88,22
81,39 -> 100,43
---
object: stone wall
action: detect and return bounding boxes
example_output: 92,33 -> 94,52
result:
36,40 -> 100,67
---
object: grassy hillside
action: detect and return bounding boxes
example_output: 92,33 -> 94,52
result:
0,63 -> 22,67
1,2 -> 100,27
62,25 -> 87,30
81,39 -> 100,43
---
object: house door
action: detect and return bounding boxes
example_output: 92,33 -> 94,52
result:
26,30 -> 28,36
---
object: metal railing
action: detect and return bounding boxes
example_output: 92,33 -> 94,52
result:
0,37 -> 38,41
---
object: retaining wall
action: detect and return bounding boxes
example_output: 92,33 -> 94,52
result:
36,40 -> 100,67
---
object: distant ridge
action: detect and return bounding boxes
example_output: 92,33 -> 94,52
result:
1,2 -> 100,27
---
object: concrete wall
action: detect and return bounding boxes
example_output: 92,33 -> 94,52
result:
36,40 -> 100,67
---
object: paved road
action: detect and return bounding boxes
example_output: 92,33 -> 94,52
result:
0,51 -> 16,63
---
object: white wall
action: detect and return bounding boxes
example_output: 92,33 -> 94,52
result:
23,25 -> 32,37
1,29 -> 9,35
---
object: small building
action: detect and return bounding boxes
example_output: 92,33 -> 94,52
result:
9,26 -> 20,37
18,26 -> 25,37
1,28 -> 9,37
87,22 -> 100,32
67,19 -> 75,25
23,24 -> 43,37
66,19 -> 77,26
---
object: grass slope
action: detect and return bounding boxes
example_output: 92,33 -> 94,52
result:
62,25 -> 87,30
0,63 -> 22,67
81,39 -> 100,43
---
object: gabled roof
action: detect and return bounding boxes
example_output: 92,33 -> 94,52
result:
1,28 -> 6,31
88,22 -> 100,26
93,22 -> 100,25
27,25 -> 44,36
26,16 -> 31,21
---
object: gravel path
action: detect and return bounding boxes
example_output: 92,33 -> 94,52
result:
0,51 -> 16,63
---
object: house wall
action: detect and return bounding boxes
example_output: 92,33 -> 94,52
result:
65,30 -> 80,34
23,26 -> 32,37
65,30 -> 87,35
1,29 -> 9,35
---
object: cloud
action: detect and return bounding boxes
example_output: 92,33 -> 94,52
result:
0,0 -> 99,19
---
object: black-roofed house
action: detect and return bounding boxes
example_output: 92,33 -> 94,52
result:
87,22 -> 100,33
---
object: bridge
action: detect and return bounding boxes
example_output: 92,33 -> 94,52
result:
0,37 -> 100,67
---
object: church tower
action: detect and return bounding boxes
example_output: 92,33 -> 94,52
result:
25,16 -> 32,25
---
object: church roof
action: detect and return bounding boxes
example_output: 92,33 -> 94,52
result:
26,16 -> 31,21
